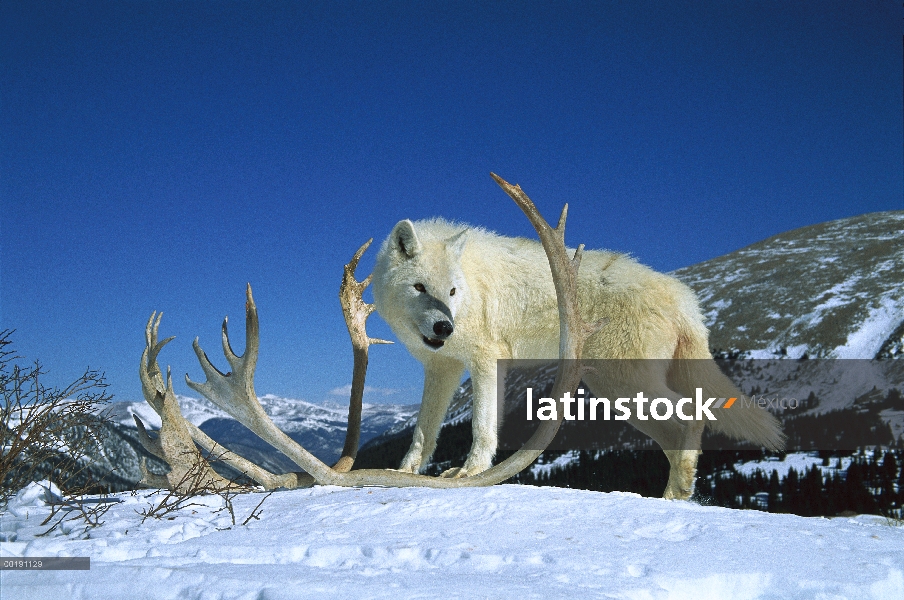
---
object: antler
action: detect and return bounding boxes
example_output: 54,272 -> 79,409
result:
138,173 -> 597,489
334,239 -> 394,471
136,240 -> 388,490
137,310 -> 299,490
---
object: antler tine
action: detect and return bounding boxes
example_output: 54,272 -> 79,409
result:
145,311 -> 159,349
139,312 -> 174,415
556,204 -> 587,271
349,237 -> 372,267
139,348 -> 162,414
133,415 -> 165,460
188,338 -> 226,384
556,203 -> 568,234
145,312 -> 175,376
145,338 -> 174,382
242,283 -> 260,366
221,316 -> 240,367
145,311 -> 155,348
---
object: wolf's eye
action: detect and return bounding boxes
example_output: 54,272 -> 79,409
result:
414,283 -> 426,293
450,288 -> 456,296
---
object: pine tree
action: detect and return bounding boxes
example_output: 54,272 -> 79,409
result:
801,466 -> 824,516
784,468 -> 799,513
898,448 -> 904,506
880,452 -> 899,511
768,470 -> 781,512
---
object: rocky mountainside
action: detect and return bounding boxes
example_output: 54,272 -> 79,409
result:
672,211 -> 903,360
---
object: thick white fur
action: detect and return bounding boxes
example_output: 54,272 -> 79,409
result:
372,218 -> 784,499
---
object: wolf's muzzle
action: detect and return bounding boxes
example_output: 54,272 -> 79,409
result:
422,320 -> 453,349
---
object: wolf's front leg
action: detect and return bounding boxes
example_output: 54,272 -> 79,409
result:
443,359 -> 506,478
398,358 -> 465,473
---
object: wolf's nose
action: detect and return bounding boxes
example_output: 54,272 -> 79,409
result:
433,321 -> 453,338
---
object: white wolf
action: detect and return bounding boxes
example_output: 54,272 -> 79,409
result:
372,218 -> 783,499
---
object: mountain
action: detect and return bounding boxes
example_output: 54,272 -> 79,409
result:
91,396 -> 417,488
672,210 -> 903,360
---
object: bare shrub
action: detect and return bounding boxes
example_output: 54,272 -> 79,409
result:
0,330 -> 114,520
138,447 -> 273,528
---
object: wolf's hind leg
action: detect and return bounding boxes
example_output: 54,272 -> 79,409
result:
585,369 -> 705,500
655,413 -> 705,499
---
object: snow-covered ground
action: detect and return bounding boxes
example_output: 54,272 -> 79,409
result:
2,481 -> 902,599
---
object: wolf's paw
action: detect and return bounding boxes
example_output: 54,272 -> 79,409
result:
439,467 -> 468,478
396,456 -> 421,474
662,485 -> 693,501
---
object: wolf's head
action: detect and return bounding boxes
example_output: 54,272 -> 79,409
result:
372,219 -> 469,353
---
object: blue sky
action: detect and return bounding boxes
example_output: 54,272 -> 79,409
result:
2,1 -> 901,406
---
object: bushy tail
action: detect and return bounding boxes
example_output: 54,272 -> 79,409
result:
669,318 -> 786,452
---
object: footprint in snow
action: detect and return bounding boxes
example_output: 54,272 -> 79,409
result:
626,564 -> 647,577
633,519 -> 699,542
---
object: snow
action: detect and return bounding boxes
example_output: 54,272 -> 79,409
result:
834,295 -> 904,359
733,452 -> 855,479
746,344 -> 810,360
109,395 -> 229,429
109,395 -> 418,438
881,409 -> 904,441
702,299 -> 732,329
530,450 -> 580,477
2,481 -> 902,599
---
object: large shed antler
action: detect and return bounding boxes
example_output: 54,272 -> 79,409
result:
137,311 -> 299,490
138,173 -> 600,489
136,240 -> 388,490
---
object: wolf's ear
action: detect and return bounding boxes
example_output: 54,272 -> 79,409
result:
447,228 -> 468,258
391,220 -> 421,258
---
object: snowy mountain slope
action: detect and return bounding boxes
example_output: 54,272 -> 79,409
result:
672,211 -> 903,360
1,481 -> 902,599
716,358 -> 904,416
108,394 -> 417,439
